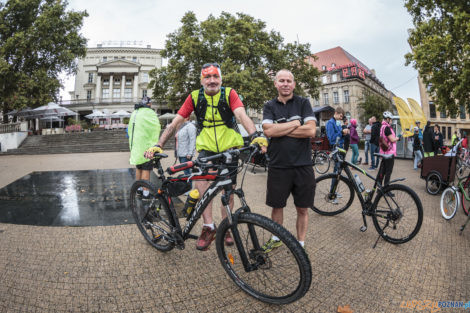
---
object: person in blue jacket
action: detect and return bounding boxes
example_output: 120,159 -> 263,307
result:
326,107 -> 349,202
326,107 -> 347,149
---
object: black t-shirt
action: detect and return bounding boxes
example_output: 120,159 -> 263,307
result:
262,95 -> 316,168
384,125 -> 391,137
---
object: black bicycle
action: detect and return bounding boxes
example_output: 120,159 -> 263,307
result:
129,145 -> 311,304
312,144 -> 423,248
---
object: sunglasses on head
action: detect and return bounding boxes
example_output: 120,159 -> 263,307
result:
202,63 -> 220,69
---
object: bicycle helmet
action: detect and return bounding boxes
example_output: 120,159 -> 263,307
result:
383,111 -> 393,119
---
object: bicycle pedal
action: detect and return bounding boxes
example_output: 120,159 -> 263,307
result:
360,226 -> 367,232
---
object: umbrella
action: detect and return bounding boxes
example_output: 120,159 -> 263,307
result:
159,113 -> 177,120
111,110 -> 131,118
85,110 -> 106,119
32,102 -> 76,118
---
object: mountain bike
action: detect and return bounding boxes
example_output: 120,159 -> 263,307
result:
312,145 -> 423,248
312,140 -> 331,174
129,144 -> 311,304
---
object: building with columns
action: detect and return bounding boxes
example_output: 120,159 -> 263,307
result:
308,46 -> 393,128
63,43 -> 162,116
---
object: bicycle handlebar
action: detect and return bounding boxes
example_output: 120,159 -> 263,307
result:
165,144 -> 260,175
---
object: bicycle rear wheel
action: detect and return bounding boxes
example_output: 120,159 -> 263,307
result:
440,187 -> 459,220
371,184 -> 423,244
314,151 -> 330,174
216,213 -> 311,304
130,180 -> 175,252
311,173 -> 354,215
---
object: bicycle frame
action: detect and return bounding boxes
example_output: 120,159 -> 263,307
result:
151,147 -> 264,271
457,176 -> 470,202
333,149 -> 386,209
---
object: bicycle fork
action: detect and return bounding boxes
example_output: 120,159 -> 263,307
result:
224,189 -> 265,272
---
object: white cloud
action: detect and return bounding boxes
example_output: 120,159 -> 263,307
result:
62,0 -> 421,103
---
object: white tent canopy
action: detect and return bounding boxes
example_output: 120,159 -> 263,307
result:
85,110 -> 106,119
111,110 -> 131,118
159,113 -> 177,120
32,102 -> 77,118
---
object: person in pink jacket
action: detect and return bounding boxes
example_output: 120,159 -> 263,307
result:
349,119 -> 361,165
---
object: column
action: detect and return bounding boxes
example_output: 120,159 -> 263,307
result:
133,74 -> 139,101
109,74 -> 113,102
121,74 -> 125,101
95,73 -> 101,104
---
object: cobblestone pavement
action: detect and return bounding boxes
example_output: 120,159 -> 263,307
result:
0,152 -> 469,313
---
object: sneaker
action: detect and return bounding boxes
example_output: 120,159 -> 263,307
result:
262,238 -> 283,253
224,231 -> 234,246
357,157 -> 362,164
362,162 -> 369,165
328,198 -> 339,204
196,225 -> 217,250
368,167 -> 375,171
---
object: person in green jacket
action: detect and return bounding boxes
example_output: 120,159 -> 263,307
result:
128,97 -> 161,190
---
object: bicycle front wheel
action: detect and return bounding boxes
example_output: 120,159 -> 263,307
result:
216,213 -> 311,304
372,184 -> 423,244
461,178 -> 470,216
440,187 -> 459,220
311,173 -> 354,215
130,180 -> 176,252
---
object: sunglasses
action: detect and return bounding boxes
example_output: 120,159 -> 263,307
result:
202,63 -> 220,69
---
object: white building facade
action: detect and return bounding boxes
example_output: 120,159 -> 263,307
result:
64,44 -> 162,115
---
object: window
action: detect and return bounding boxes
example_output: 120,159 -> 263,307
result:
460,105 -> 466,119
142,90 -> 147,98
102,88 -> 109,99
322,65 -> 327,71
331,63 -> 336,68
88,73 -> 93,83
114,78 -> 120,85
429,101 -> 436,118
448,127 -> 451,140
142,73 -> 149,83
440,109 -> 446,118
314,97 -> 319,106
102,78 -> 109,86
333,91 -> 339,104
343,90 -> 350,103
322,76 -> 328,84
323,93 -> 329,105
113,88 -> 120,98
126,78 -> 132,86
114,56 -> 118,60
332,74 -> 338,82
121,56 -> 125,59
125,88 -> 132,99
132,56 -> 137,62
102,56 -> 107,62
86,90 -> 92,101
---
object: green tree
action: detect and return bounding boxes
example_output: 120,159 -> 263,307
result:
148,11 -> 321,111
357,92 -> 393,125
0,0 -> 88,122
404,0 -> 470,116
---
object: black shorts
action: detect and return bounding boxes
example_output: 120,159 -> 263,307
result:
266,166 -> 315,208
198,150 -> 239,185
136,161 -> 153,171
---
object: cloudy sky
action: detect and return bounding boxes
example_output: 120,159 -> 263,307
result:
62,0 -> 421,103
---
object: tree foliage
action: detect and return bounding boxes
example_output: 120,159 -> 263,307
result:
149,11 -> 321,111
357,92 -> 393,125
0,0 -> 88,121
404,0 -> 470,116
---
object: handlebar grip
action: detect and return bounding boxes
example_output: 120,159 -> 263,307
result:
168,161 -> 194,174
